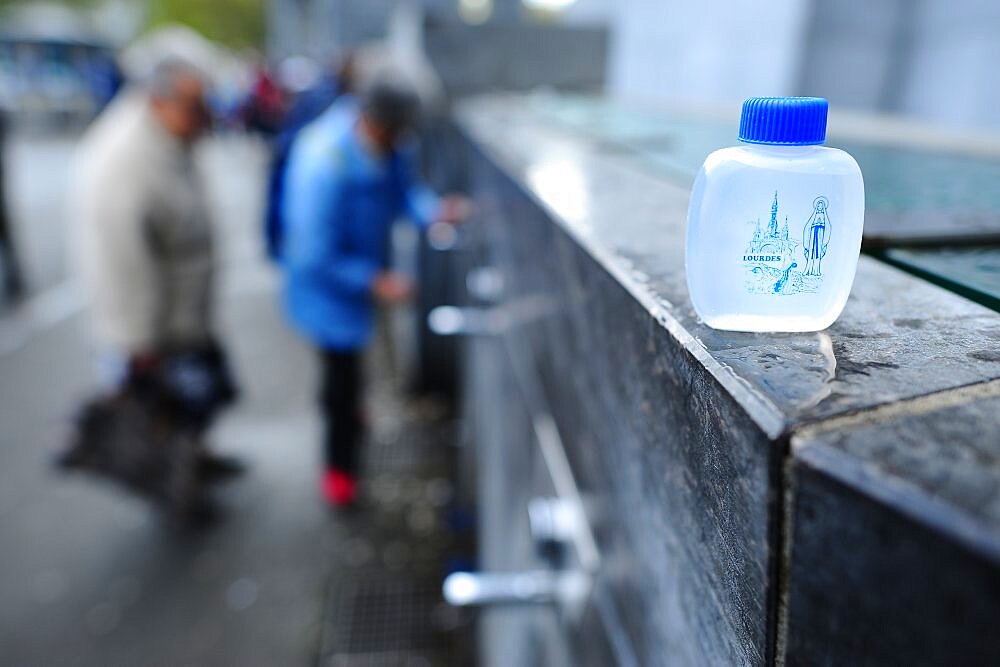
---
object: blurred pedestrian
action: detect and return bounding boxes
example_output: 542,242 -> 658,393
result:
240,61 -> 284,136
0,111 -> 24,300
71,58 -> 240,477
264,53 -> 355,261
282,73 -> 467,507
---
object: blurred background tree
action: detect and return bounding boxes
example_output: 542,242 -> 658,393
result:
0,0 -> 266,48
145,0 -> 265,49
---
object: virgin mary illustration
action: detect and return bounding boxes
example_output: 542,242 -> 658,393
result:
802,196 -> 831,276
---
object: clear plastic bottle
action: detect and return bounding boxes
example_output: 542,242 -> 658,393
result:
686,97 -> 864,332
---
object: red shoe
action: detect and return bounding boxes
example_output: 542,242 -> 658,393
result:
322,469 -> 357,507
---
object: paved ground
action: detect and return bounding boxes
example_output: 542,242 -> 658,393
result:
0,133 -> 472,665
3,132 -> 78,294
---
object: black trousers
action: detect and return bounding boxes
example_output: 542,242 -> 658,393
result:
319,349 -> 363,474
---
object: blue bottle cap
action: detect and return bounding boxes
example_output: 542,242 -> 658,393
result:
738,97 -> 828,146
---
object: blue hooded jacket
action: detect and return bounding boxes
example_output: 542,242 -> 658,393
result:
263,75 -> 342,260
281,97 -> 440,351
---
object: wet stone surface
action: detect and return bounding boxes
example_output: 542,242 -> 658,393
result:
525,95 -> 1000,247
458,97 -> 1000,432
884,246 -> 1000,311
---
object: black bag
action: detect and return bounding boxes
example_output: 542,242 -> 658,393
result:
156,339 -> 239,429
57,377 -> 209,518
56,341 -> 239,518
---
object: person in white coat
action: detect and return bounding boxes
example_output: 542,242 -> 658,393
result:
72,59 -> 240,483
74,58 -> 215,374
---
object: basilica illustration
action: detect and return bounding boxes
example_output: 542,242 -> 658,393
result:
743,192 -> 828,295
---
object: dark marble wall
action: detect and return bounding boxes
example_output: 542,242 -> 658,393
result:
463,131 -> 775,665
454,95 -> 1000,666
783,391 -> 1000,665
465,331 -> 574,667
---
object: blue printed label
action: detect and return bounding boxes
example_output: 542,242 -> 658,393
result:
743,192 -> 830,295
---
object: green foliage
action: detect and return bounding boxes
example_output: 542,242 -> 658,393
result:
145,0 -> 266,49
0,0 -> 98,7
0,0 -> 266,48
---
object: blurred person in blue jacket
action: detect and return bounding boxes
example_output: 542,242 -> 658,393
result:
282,73 -> 467,507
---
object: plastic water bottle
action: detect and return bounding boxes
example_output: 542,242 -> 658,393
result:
685,97 -> 864,332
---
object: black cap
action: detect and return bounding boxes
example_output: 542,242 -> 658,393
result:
361,75 -> 420,134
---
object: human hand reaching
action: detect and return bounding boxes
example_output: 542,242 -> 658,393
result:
372,271 -> 415,305
436,194 -> 473,224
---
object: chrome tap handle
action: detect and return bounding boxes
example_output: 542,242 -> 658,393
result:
427,305 -> 500,336
466,267 -> 505,303
443,570 -> 590,608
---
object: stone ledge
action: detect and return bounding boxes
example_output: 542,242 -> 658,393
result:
456,95 -> 1000,434
782,383 -> 1000,663
455,94 -> 1000,665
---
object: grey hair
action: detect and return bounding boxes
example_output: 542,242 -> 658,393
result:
145,57 -> 206,99
360,72 -> 421,134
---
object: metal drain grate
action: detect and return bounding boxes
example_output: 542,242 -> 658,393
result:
363,438 -> 448,474
325,579 -> 451,657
